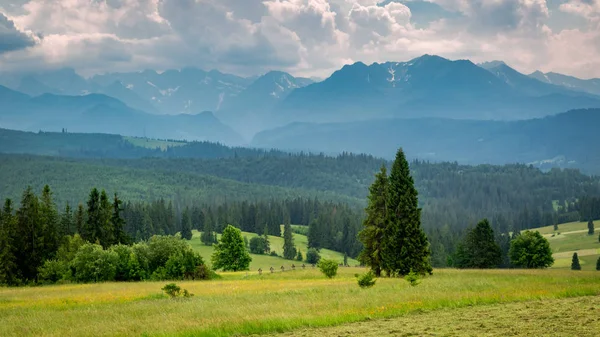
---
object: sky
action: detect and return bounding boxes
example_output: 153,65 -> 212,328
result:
0,0 -> 599,79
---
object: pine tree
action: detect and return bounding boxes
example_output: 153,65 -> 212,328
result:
181,207 -> 193,240
0,199 -> 19,285
84,188 -> 101,243
111,193 -> 129,245
596,256 -> 600,271
588,220 -> 595,235
263,225 -> 271,254
75,203 -> 85,235
454,219 -> 502,268
201,214 -> 215,245
381,149 -> 432,276
15,187 -> 44,281
571,252 -> 581,270
283,223 -> 297,260
99,190 -> 113,247
359,165 -> 388,276
39,185 -> 60,261
60,203 -> 73,238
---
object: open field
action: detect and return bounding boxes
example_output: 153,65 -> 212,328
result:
529,221 -> 600,271
1,269 -> 599,337
270,295 -> 600,337
188,230 -> 359,270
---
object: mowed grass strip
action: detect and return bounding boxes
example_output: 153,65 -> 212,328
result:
1,269 -> 599,337
269,295 -> 600,337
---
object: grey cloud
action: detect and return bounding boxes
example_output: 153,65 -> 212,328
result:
0,12 -> 37,53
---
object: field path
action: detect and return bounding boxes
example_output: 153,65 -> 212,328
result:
268,296 -> 600,337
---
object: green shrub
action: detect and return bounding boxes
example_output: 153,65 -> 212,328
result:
249,237 -> 268,254
38,259 -> 69,283
269,251 -> 279,257
317,259 -> 338,278
306,248 -> 321,264
405,270 -> 420,287
162,283 -> 193,298
357,271 -> 377,288
296,251 -> 303,261
70,243 -> 119,283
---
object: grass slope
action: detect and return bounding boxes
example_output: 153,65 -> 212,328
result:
1,269 -> 598,336
188,230 -> 358,270
271,296 -> 600,337
529,221 -> 600,270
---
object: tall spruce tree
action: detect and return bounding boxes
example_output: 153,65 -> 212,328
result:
0,199 -> 19,285
454,219 -> 502,268
381,149 -> 432,276
111,193 -> 129,245
84,188 -> 101,244
588,220 -> 595,235
99,190 -> 113,247
283,223 -> 297,260
263,225 -> 271,254
571,252 -> 581,270
596,256 -> 600,271
359,165 -> 388,276
16,187 -> 44,281
181,207 -> 193,240
60,203 -> 73,238
39,185 -> 60,261
75,203 -> 85,235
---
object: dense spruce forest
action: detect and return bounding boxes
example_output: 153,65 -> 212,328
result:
1,129 -> 600,267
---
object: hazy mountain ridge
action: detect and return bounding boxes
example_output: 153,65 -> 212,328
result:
252,108 -> 600,174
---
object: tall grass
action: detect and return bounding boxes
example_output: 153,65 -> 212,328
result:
1,268 -> 599,336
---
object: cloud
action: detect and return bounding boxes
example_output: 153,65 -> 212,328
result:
0,12 -> 38,53
0,0 -> 599,79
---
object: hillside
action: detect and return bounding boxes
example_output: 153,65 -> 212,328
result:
188,230 -> 358,270
252,109 -> 600,174
530,221 -> 600,271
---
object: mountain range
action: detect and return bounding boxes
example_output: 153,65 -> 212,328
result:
1,54 -> 600,154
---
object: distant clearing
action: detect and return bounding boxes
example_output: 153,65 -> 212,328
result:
124,136 -> 186,150
529,221 -> 600,271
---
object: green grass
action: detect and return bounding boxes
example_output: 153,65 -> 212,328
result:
528,221 -> 600,270
270,296 -> 600,337
1,269 -> 599,337
124,137 -> 186,150
188,230 -> 358,270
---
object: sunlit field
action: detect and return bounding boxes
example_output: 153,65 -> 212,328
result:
530,221 -> 600,271
1,268 -> 599,337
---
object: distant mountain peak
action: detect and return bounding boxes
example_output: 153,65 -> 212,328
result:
478,60 -> 508,70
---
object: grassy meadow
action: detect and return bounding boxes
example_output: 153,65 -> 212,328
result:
188,230 -> 359,270
1,268 -> 599,337
530,221 -> 600,271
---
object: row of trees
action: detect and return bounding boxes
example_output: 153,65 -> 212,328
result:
0,186 -> 130,285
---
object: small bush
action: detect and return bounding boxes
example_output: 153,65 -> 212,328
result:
296,251 -> 303,261
317,259 -> 338,278
162,283 -> 194,298
405,270 -> 420,287
269,251 -> 279,257
357,271 -> 377,288
306,248 -> 321,264
193,264 -> 220,280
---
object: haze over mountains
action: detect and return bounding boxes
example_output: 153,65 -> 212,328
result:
1,54 -> 600,170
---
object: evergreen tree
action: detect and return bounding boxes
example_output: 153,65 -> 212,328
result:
60,203 -> 73,238
99,190 -> 113,247
381,149 -> 432,276
15,187 -> 44,281
296,250 -> 303,261
84,188 -> 101,244
111,193 -> 129,245
211,225 -> 251,271
39,185 -> 60,261
263,225 -> 271,254
454,219 -> 502,269
596,256 -> 600,271
181,207 -> 193,240
283,223 -> 297,260
571,252 -> 581,270
0,199 -> 19,285
588,220 -> 595,235
75,203 -> 85,235
359,166 -> 388,276
201,214 -> 215,245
